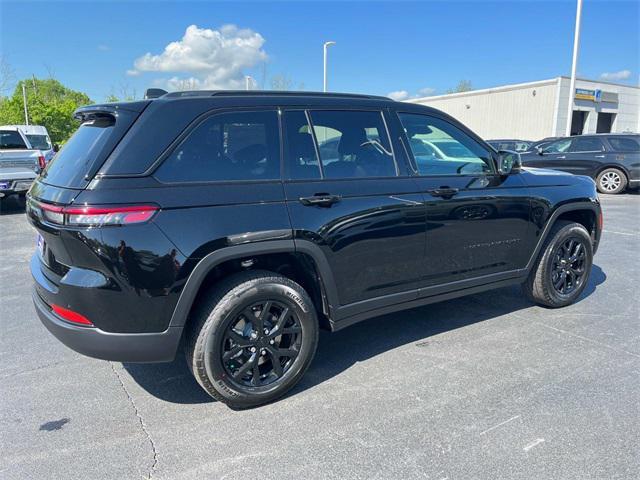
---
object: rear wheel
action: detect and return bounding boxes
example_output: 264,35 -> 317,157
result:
186,270 -> 318,408
596,168 -> 627,194
523,221 -> 593,308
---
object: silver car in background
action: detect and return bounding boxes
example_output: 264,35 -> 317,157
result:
0,127 -> 45,201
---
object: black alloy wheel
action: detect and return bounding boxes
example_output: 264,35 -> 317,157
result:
221,300 -> 302,388
550,237 -> 588,295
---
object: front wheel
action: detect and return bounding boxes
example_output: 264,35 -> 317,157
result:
186,270 -> 319,408
596,168 -> 627,194
523,221 -> 593,308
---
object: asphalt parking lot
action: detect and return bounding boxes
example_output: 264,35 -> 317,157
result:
1,193 -> 639,480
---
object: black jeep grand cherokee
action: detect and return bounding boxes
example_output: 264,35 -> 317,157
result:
27,91 -> 602,408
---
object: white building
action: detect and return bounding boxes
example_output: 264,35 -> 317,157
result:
407,77 -> 640,140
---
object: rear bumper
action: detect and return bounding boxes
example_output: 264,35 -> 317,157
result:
0,177 -> 34,195
32,289 -> 183,362
31,252 -> 183,363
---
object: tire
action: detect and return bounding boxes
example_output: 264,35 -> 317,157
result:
523,221 -> 593,308
596,168 -> 627,195
185,270 -> 319,408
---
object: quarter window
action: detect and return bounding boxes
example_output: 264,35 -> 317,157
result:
308,110 -> 397,179
608,137 -> 639,152
398,113 -> 494,176
155,110 -> 280,182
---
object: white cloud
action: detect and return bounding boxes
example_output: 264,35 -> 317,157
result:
128,24 -> 267,90
387,87 -> 436,101
97,44 -> 110,52
387,90 -> 410,101
600,70 -> 631,81
417,87 -> 435,96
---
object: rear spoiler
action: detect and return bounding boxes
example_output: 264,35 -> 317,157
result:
74,101 -> 150,121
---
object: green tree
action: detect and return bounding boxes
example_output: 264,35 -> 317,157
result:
0,78 -> 92,143
446,80 -> 473,94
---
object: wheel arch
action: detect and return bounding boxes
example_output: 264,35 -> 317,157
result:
525,202 -> 602,271
169,240 -> 338,333
595,164 -> 630,181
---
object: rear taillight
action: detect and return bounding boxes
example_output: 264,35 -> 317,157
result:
52,304 -> 94,326
38,155 -> 46,170
598,209 -> 603,231
31,200 -> 159,227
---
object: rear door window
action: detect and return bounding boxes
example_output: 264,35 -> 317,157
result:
155,110 -> 280,183
0,130 -> 28,149
569,137 -> 605,153
307,110 -> 397,179
282,110 -> 321,180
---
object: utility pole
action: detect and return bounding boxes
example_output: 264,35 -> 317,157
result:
323,41 -> 336,92
245,75 -> 253,91
22,82 -> 29,125
565,0 -> 583,137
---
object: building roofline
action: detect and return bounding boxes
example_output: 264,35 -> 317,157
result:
406,78 -> 560,103
557,75 -> 640,89
407,76 -> 639,103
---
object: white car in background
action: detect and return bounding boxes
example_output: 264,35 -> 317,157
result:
6,125 -> 58,162
0,127 -> 46,201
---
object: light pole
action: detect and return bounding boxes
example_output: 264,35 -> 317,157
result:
565,0 -> 583,137
245,75 -> 253,91
323,41 -> 336,92
22,82 -> 29,125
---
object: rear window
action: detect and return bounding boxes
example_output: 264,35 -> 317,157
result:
41,109 -> 138,188
155,110 -> 280,183
0,130 -> 28,149
608,136 -> 640,152
26,134 -> 51,150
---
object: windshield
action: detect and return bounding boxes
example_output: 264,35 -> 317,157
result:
0,130 -> 28,149
26,134 -> 51,150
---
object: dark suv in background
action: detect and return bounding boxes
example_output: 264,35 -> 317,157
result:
521,133 -> 640,194
28,91 -> 602,408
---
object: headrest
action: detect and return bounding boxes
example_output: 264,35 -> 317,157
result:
338,129 -> 368,155
234,143 -> 267,165
292,132 -> 316,158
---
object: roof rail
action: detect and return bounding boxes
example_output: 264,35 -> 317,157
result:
160,90 -> 392,101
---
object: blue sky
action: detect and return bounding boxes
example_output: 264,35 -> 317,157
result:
1,0 -> 638,102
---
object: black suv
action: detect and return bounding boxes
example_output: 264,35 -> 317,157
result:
521,134 -> 640,194
27,91 -> 602,408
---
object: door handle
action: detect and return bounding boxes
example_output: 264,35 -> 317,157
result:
557,155 -> 566,159
427,187 -> 459,198
595,155 -> 605,158
299,193 -> 341,207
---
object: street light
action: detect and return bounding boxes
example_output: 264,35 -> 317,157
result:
565,0 -> 583,137
323,41 -> 336,92
245,75 -> 253,91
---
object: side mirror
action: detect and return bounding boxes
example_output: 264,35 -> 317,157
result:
497,150 -> 522,175
536,146 -> 544,155
53,144 -> 60,152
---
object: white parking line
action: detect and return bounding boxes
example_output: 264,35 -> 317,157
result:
603,229 -> 638,237
523,438 -> 545,452
479,415 -> 521,436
